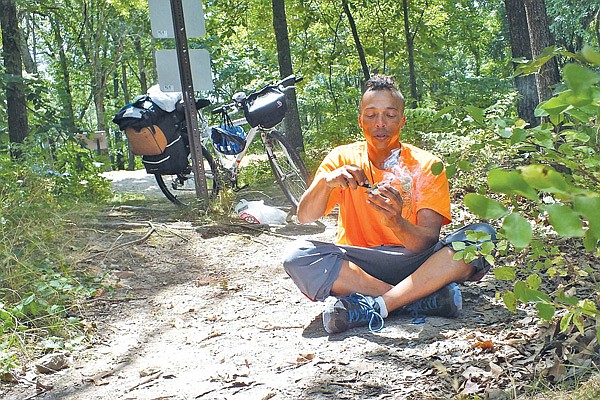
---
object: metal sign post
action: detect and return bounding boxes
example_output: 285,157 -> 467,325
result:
169,0 -> 209,204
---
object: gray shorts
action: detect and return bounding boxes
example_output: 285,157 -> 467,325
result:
282,223 -> 496,301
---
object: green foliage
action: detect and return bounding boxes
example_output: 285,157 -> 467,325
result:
454,46 -> 600,340
0,142 -> 110,372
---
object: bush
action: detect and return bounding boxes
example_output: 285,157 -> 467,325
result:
0,139 -> 111,373
442,45 -> 600,340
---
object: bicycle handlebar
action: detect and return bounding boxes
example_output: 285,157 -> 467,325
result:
211,74 -> 302,116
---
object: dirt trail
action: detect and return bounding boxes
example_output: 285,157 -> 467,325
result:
2,170 -> 536,400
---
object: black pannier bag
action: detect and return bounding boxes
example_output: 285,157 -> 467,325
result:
141,134 -> 189,175
244,88 -> 287,129
113,95 -> 189,175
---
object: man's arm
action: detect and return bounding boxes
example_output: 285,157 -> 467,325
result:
368,184 -> 443,253
297,164 -> 369,224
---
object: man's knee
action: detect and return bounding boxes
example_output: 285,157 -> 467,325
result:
282,239 -> 314,275
281,239 -> 345,302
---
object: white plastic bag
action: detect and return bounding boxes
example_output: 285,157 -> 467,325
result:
235,199 -> 287,225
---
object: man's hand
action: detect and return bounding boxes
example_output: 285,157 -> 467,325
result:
366,183 -> 404,227
367,182 -> 442,253
324,165 -> 370,190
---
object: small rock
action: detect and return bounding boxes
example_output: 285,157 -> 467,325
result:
36,353 -> 70,374
486,388 -> 510,400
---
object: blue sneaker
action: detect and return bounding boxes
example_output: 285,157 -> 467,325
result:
323,293 -> 384,334
404,282 -> 462,318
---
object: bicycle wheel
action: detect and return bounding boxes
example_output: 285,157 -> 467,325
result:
265,130 -> 310,208
155,146 -> 219,206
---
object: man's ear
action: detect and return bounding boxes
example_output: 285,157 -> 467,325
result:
358,114 -> 364,130
399,114 -> 406,129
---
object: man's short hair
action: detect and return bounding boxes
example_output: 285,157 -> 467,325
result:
361,74 -> 405,111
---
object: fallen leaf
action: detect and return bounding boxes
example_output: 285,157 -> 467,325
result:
489,361 -> 504,378
140,367 -> 161,377
462,365 -> 489,379
460,377 -> 480,395
114,271 -> 135,279
0,372 -> 17,383
543,354 -> 566,382
472,339 -> 495,350
36,353 -> 70,374
431,361 -> 448,374
36,378 -> 54,391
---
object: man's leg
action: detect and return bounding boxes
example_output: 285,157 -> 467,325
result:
324,223 -> 497,333
330,260 -> 393,298
330,246 -> 472,311
381,246 -> 473,312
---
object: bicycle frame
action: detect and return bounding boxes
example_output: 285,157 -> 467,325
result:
200,115 -> 265,183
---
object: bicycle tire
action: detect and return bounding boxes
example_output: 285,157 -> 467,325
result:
155,146 -> 219,206
265,130 -> 310,208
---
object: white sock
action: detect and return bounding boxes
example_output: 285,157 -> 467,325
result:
374,296 -> 388,318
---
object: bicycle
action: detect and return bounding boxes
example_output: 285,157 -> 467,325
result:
155,75 -> 310,208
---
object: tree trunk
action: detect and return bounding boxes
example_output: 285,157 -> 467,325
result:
92,65 -> 107,151
341,0 -> 370,82
113,71 -> 124,170
19,16 -> 36,74
52,13 -> 77,134
0,0 -> 29,151
402,0 -> 418,108
121,62 -> 136,171
504,0 -> 540,127
524,0 -> 560,103
134,38 -> 148,93
272,0 -> 304,152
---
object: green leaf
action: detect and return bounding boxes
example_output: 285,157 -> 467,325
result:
579,299 -> 598,315
514,281 -> 528,302
560,312 -> 573,332
431,161 -> 444,176
563,63 -> 600,94
453,250 -> 465,261
532,130 -> 555,149
445,164 -> 457,179
503,291 -> 517,312
451,241 -> 466,251
525,274 -> 542,290
493,266 -> 516,281
582,44 -> 600,66
433,105 -> 456,121
465,105 -> 484,124
573,196 -> 600,240
574,313 -> 584,333
502,213 -> 532,249
464,194 -> 508,219
458,160 -> 473,171
519,165 -> 569,193
557,290 -> 579,306
542,204 -> 584,237
510,128 -> 528,144
481,241 -> 495,254
488,169 -> 538,200
583,231 -> 600,252
536,303 -> 555,321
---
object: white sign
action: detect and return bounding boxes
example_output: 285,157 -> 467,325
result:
155,49 -> 213,92
148,0 -> 206,39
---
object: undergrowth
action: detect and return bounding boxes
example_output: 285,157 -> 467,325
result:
0,142 -> 111,377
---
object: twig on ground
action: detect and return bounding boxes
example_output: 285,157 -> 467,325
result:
126,371 -> 163,392
76,222 -> 157,263
86,296 -> 148,304
257,322 -> 305,331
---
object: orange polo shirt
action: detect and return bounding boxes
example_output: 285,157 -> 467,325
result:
317,141 -> 451,247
